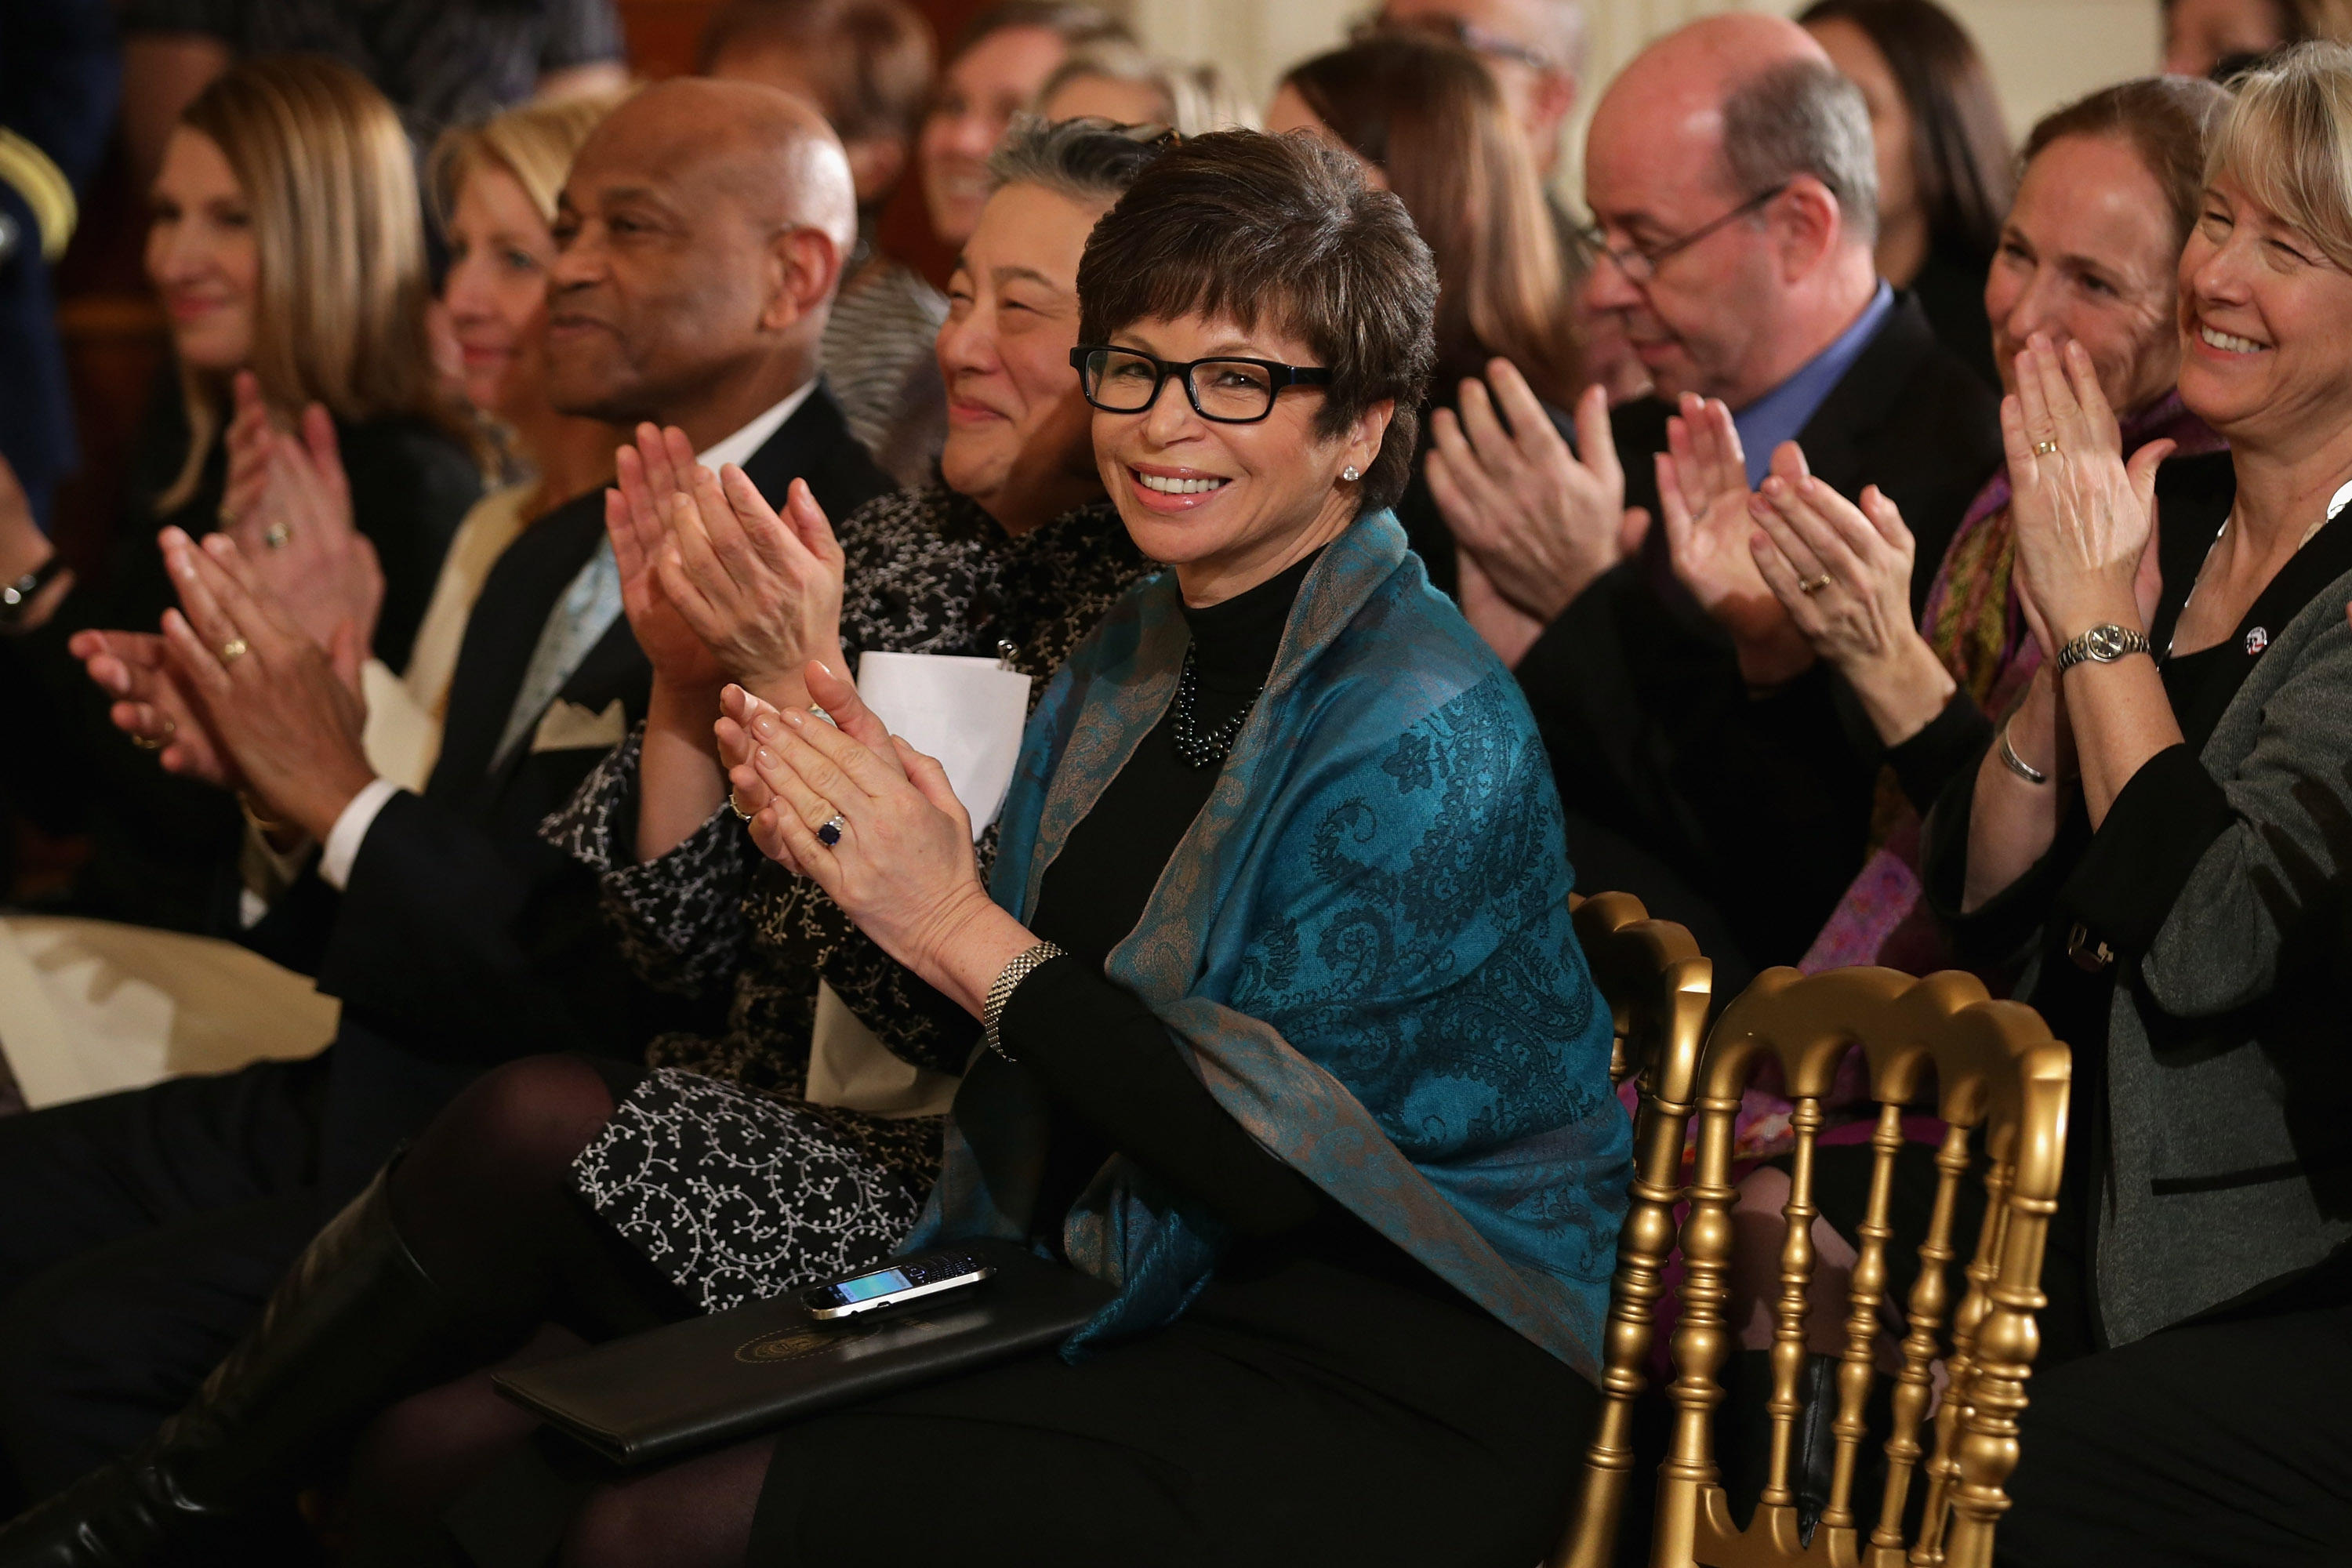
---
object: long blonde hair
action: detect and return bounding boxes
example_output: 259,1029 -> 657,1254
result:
162,55 -> 467,511
430,88 -> 633,230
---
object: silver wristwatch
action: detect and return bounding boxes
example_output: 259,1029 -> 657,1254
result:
981,940 -> 1069,1061
2053,622 -> 2151,675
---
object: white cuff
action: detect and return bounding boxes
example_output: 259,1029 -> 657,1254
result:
320,778 -> 402,891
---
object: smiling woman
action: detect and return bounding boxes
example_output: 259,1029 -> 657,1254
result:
696,127 -> 1632,1565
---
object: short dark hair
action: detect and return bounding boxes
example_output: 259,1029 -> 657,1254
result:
1077,130 -> 1438,516
699,0 -> 937,146
2024,75 -> 2232,254
1798,0 -> 2014,259
1720,58 -> 1880,245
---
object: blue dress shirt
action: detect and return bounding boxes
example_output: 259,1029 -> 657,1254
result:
1730,281 -> 1895,485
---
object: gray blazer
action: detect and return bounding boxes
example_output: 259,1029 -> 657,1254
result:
2075,560 -> 2352,1344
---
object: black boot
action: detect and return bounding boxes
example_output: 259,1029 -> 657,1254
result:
0,1167 -> 503,1566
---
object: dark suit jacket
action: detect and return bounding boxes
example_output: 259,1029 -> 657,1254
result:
250,387 -> 892,1187
1515,293 -> 2004,985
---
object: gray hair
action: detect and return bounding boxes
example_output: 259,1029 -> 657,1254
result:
985,113 -> 1173,205
1720,58 -> 1879,246
1038,42 -> 1257,135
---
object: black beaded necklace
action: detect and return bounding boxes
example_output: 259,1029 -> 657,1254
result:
1171,643 -> 1261,767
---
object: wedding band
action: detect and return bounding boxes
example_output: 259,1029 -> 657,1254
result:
1798,574 -> 1833,594
130,717 -> 171,750
728,790 -> 754,822
263,522 -> 292,550
2033,440 -> 2060,456
816,813 -> 846,848
218,637 -> 249,664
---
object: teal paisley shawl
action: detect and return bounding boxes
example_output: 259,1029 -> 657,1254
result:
906,511 -> 1630,1377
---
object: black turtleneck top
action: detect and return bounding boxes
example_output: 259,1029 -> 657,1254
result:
997,551 -> 1327,1240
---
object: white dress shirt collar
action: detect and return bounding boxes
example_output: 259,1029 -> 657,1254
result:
695,378 -> 818,474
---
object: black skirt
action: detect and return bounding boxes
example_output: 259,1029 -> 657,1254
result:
746,1244 -> 1600,1567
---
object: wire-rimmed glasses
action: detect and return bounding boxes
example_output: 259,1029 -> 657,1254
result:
1570,182 -> 1791,285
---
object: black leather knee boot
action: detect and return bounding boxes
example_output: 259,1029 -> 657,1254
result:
0,1166 -> 504,1566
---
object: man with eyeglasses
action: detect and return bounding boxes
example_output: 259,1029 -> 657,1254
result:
1425,11 -> 2000,989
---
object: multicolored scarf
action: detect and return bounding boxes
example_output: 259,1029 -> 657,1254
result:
907,511 -> 1632,1377
1693,394 -> 2230,1167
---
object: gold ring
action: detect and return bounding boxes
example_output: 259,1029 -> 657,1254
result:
728,790 -> 754,822
1798,574 -> 1833,594
263,522 -> 292,550
2033,440 -> 2060,456
218,637 -> 249,664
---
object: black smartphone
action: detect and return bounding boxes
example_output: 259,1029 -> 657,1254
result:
797,1250 -> 995,1320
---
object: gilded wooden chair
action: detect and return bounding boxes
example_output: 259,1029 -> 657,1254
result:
1648,966 -> 2071,1568
1554,892 -> 1712,1568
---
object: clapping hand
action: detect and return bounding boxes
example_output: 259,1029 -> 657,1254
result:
156,527 -> 376,840
720,662 -> 1005,1002
1748,477 -> 1956,743
1426,366 -> 1650,622
218,372 -> 384,656
2004,334 -> 2172,652
649,431 -> 848,713
1656,394 -> 1813,687
611,426 -> 728,695
70,626 -> 243,788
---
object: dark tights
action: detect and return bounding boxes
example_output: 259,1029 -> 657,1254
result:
334,1055 -> 772,1568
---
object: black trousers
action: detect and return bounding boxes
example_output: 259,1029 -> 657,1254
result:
1809,1143 -> 2352,1568
0,1054 -> 337,1508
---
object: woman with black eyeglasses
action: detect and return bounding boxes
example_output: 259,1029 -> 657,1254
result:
697,127 -> 1627,1565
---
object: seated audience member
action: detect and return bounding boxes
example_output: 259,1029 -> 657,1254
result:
1,129 -> 1632,1568
703,0 -> 953,488
1800,0 -> 2013,387
114,0 -> 628,189
1037,39 -> 1253,130
0,55 -> 481,935
1810,45 -> 2352,1563
1361,0 -> 1650,404
1424,13 -> 2002,985
0,80 -> 891,1515
916,0 -> 1129,249
1269,33 -> 1582,659
525,115 -> 1165,1306
1757,75 -> 2232,980
2163,0 -> 2350,78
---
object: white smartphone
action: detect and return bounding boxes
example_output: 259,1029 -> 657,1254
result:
797,1250 -> 995,1320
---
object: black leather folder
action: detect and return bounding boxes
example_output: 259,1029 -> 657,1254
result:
492,1240 -> 1114,1465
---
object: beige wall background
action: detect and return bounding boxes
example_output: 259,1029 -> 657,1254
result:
1116,0 -> 2165,203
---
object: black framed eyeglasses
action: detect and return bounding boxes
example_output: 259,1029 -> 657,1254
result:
1571,182 -> 1791,285
1070,346 -> 1333,424
1350,13 -> 1554,72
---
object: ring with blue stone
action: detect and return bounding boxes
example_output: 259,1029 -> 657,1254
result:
817,813 -> 846,848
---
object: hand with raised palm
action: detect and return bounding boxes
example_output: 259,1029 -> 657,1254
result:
1657,394 -> 1813,687
609,424 -> 728,699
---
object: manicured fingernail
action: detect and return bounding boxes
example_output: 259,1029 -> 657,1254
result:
204,533 -> 234,555
813,659 -> 833,679
779,707 -> 806,729
756,746 -> 779,768
752,712 -> 779,739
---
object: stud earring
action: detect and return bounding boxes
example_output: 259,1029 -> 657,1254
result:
1341,465 -> 1360,482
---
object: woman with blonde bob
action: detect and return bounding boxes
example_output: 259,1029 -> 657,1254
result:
0,54 -> 481,933
1904,43 -> 2352,1563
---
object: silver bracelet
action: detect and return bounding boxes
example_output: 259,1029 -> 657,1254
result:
1998,717 -> 2049,786
981,940 -> 1069,1061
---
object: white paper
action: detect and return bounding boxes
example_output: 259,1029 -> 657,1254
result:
854,652 -> 1033,840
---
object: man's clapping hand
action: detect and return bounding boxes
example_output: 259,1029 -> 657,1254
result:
1655,394 -> 1815,688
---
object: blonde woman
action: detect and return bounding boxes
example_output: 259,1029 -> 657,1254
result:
0,56 -> 481,934
340,89 -> 633,787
